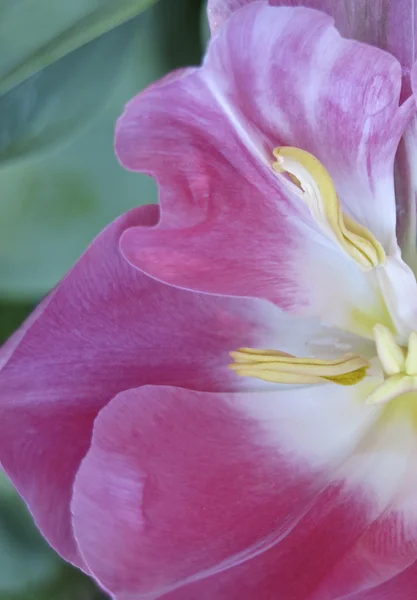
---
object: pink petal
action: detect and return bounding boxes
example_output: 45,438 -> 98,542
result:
348,561 -> 417,600
208,1 -> 417,86
72,383 -> 417,599
207,0 -> 248,34
116,4 -> 412,319
0,204 -> 276,568
396,63 -> 417,263
305,423 -> 417,599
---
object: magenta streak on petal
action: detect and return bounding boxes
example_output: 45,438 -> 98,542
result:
347,559 -> 417,600
116,4 -> 411,322
0,204 -> 277,568
116,67 -> 303,310
203,4 -> 409,241
160,427 -> 417,600
308,456 -> 417,599
157,485 -> 371,600
71,381 -> 417,600
72,385 -> 380,600
208,1 -> 417,96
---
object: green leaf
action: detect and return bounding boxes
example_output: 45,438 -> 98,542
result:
0,0 -> 161,95
152,0 -> 203,69
0,11 -> 164,299
0,1 -> 204,299
0,474 -> 108,598
0,300 -> 34,342
0,476 -> 60,595
200,0 -> 210,49
0,19 -> 137,163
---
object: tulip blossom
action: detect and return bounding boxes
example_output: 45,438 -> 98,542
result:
3,0 -> 417,598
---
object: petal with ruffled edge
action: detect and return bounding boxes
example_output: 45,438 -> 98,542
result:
208,0 -> 417,268
0,204 -> 281,568
116,4 -> 413,331
72,383 -> 417,599
207,0 -> 248,34
207,0 -> 417,76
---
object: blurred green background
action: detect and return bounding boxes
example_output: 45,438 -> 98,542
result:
0,0 -> 207,597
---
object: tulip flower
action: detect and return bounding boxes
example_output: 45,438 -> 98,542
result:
2,1 -> 417,598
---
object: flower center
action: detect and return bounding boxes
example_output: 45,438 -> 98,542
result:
229,147 -> 417,404
229,325 -> 417,404
367,324 -> 417,404
229,348 -> 369,386
272,147 -> 386,270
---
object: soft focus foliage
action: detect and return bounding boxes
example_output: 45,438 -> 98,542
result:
0,0 -> 203,299
0,0 -> 203,596
0,0 -> 160,93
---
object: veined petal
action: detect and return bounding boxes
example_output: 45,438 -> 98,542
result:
71,383 -> 374,599
209,0 -> 417,273
71,381 -> 417,599
307,411 -> 417,599
161,440 -> 417,600
348,560 -> 417,600
208,1 -> 417,78
207,0 -> 249,34
0,205 -> 279,568
203,3 -> 412,245
117,5 -> 408,330
308,468 -> 417,599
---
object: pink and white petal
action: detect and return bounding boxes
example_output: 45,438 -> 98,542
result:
207,0 -> 250,34
117,5 -> 405,325
117,80 -> 303,311
0,204 -> 280,568
347,559 -> 417,600
162,478 -> 417,600
307,408 -> 417,599
176,399 -> 417,600
71,380 -> 417,600
203,3 -> 412,244
208,1 -> 417,82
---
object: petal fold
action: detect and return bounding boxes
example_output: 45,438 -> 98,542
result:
396,62 -> 417,269
117,4 -> 411,329
0,205 -> 277,567
208,1 -> 417,83
72,381 -> 417,599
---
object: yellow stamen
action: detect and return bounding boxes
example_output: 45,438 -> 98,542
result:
367,374 -> 417,405
229,348 -> 369,386
373,324 -> 405,375
405,331 -> 417,374
367,325 -> 417,404
272,147 -> 385,270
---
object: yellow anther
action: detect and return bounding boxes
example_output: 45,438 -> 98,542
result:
272,147 -> 385,270
229,348 -> 369,387
368,325 -> 417,404
405,331 -> 417,375
373,324 -> 405,376
366,374 -> 417,405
